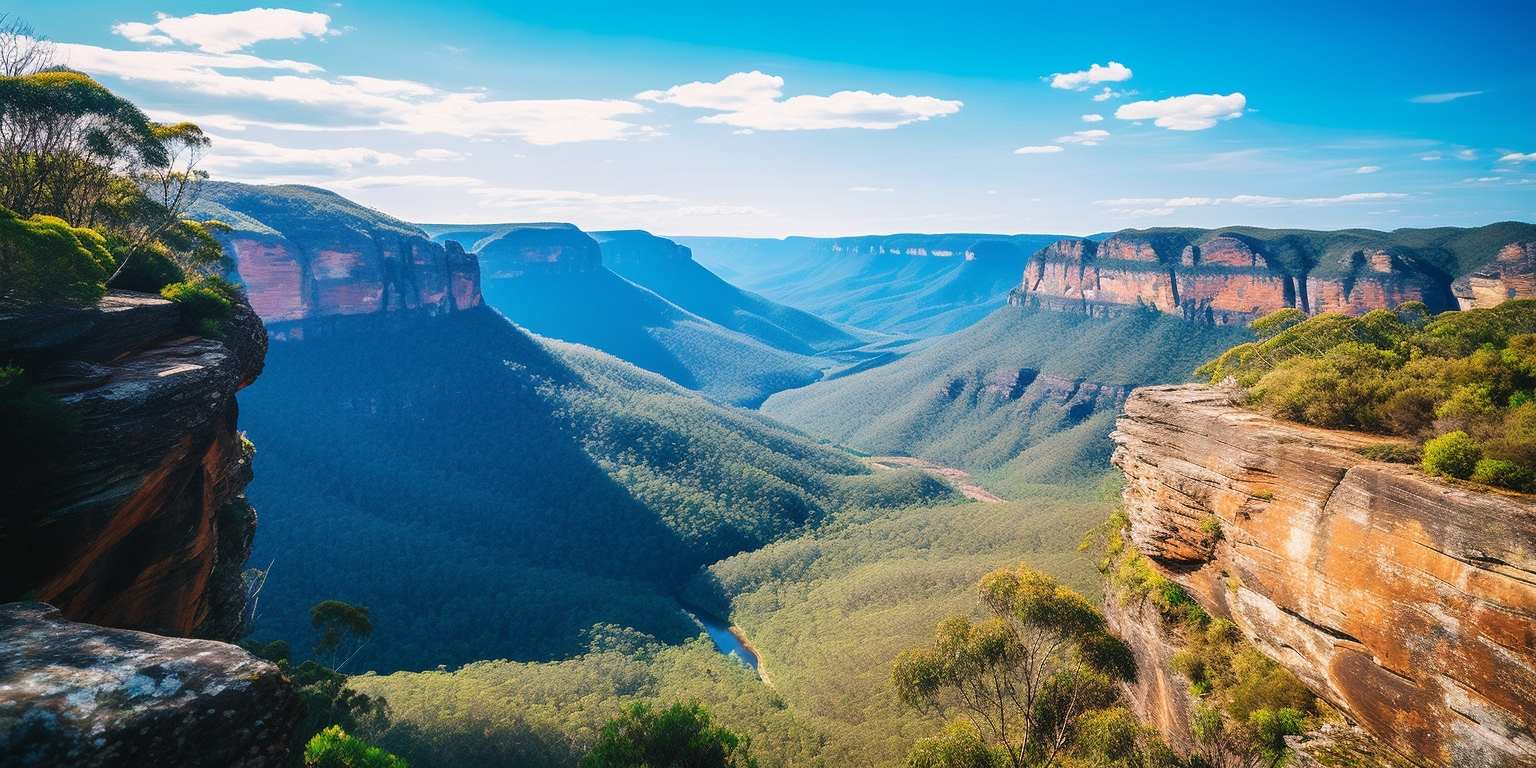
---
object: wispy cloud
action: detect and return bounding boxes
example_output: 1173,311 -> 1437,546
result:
1355,165 -> 1381,174
1013,145 -> 1064,155
848,186 -> 895,193
1048,61 -> 1132,91
1498,152 -> 1536,164
1408,90 -> 1483,104
1080,113 -> 1104,122
1115,93 -> 1246,131
637,71 -> 961,131
1056,129 -> 1109,146
1095,191 -> 1410,217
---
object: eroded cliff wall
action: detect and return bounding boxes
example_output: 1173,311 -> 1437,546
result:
1012,225 -> 1536,324
1111,385 -> 1536,767
0,292 -> 267,641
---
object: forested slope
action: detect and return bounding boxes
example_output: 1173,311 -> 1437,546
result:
240,306 -> 951,672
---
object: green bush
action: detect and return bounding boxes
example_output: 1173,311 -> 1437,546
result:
582,701 -> 757,768
304,725 -> 408,768
1472,458 -> 1535,492
1356,443 -> 1421,464
161,276 -> 241,335
1422,431 -> 1481,479
0,207 -> 115,307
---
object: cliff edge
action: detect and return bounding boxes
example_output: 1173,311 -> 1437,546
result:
1111,384 -> 1536,767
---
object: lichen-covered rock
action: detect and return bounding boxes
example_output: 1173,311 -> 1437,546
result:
0,292 -> 265,640
1112,385 -> 1536,767
0,603 -> 299,767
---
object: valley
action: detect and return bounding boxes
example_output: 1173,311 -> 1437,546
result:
2,19 -> 1534,767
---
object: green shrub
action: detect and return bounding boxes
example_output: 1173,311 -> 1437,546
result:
304,725 -> 408,768
1472,459 -> 1534,492
160,276 -> 240,335
1422,431 -> 1482,479
582,701 -> 757,768
1249,308 -> 1307,339
1356,443 -> 1421,464
0,207 -> 114,307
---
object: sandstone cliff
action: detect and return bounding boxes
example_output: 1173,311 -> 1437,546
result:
0,291 -> 266,641
425,222 -> 603,277
1012,224 -> 1536,324
0,602 -> 299,768
1112,385 -> 1536,767
195,182 -> 481,336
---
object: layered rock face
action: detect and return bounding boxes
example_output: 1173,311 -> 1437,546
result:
1112,385 -> 1536,767
974,367 -> 1130,419
475,224 -> 602,276
194,182 -> 481,334
1012,232 -> 1465,324
1455,242 -> 1536,309
0,292 -> 266,641
0,603 -> 299,767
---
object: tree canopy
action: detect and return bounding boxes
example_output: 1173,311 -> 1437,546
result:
582,701 -> 758,768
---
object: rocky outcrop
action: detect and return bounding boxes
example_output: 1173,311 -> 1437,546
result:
0,291 -> 266,640
1111,385 -> 1536,767
1011,225 -> 1536,324
475,224 -> 602,276
593,229 -> 694,267
193,182 -> 482,335
1103,594 -> 1196,753
0,602 -> 299,767
1455,242 -> 1536,309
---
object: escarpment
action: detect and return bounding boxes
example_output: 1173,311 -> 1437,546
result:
1111,385 -> 1536,767
195,182 -> 482,337
1011,224 -> 1536,324
0,291 -> 266,641
463,223 -> 603,276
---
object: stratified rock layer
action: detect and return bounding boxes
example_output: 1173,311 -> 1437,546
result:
1012,225 -> 1536,324
0,292 -> 266,640
0,602 -> 299,767
1112,385 -> 1536,767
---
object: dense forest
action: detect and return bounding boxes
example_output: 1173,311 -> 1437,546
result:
240,304 -> 955,672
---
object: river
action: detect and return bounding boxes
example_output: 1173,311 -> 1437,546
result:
689,609 -> 759,671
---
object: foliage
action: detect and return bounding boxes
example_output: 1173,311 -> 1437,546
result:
905,721 -> 1004,768
305,726 -> 409,768
891,563 -> 1136,767
0,205 -> 113,306
1421,431 -> 1481,480
1200,301 -> 1536,491
1355,443 -> 1420,464
1471,458 -> 1534,492
311,600 -> 374,672
160,274 -> 240,335
582,701 -> 758,768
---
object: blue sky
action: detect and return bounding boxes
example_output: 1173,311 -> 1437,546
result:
10,1 -> 1535,236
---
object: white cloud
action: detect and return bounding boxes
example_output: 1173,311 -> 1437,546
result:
640,72 -> 962,131
1355,165 -> 1381,174
327,174 -> 484,190
1420,152 -> 1443,161
676,204 -> 776,216
1499,152 -> 1536,164
1080,113 -> 1104,122
1455,148 -> 1478,160
1049,61 -> 1132,91
636,70 -> 782,110
848,186 -> 895,193
201,135 -> 409,177
1091,87 -> 1127,102
1057,129 -> 1109,145
467,187 -> 679,209
1227,192 -> 1408,206
54,41 -> 650,145
113,8 -> 333,54
1013,145 -> 1064,155
1114,93 -> 1246,131
413,148 -> 467,161
1408,90 -> 1483,104
1096,192 -> 1407,212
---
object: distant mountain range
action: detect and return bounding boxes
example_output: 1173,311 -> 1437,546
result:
678,233 -> 1064,337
